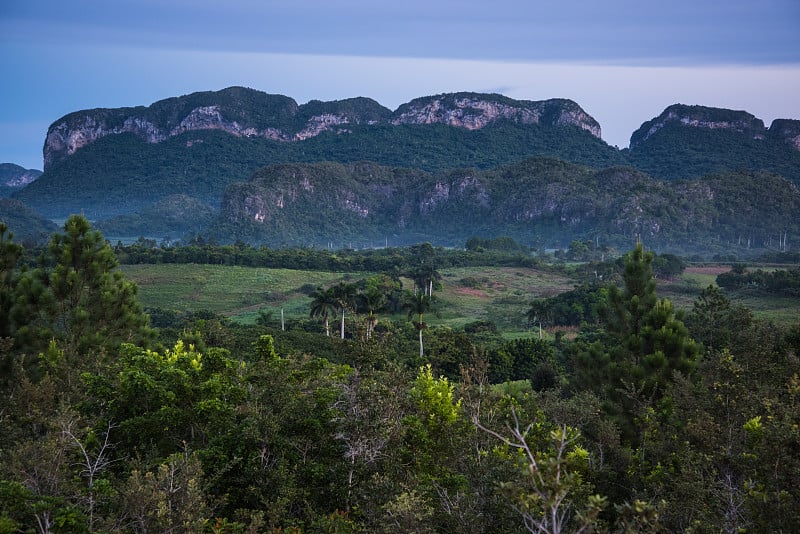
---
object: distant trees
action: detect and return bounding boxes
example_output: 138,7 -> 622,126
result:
716,266 -> 800,296
308,276 -> 400,341
466,236 -> 529,253
527,283 -> 606,329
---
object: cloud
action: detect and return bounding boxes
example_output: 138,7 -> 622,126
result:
1,1 -> 799,168
3,0 -> 799,63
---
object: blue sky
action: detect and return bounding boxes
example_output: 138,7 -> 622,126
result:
1,0 -> 799,170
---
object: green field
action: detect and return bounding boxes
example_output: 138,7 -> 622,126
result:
121,264 -> 575,333
121,264 -> 363,324
122,263 -> 799,332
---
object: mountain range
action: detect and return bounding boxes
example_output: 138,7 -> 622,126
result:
3,87 -> 800,253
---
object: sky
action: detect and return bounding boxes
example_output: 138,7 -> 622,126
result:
1,0 -> 799,171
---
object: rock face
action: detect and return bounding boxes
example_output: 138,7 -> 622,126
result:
0,163 -> 42,194
768,119 -> 800,150
629,104 -> 768,148
43,87 -> 602,170
212,159 -> 800,250
391,93 -> 601,137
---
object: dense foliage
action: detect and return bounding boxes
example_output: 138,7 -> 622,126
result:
626,104 -> 800,183
1,221 -> 798,532
716,266 -> 800,296
207,160 -> 800,253
16,120 -> 623,220
0,199 -> 58,245
113,239 -> 544,272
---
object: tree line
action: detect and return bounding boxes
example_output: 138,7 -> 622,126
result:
1,217 -> 798,532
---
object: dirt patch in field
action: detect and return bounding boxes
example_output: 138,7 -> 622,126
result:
454,287 -> 489,298
685,266 -> 731,275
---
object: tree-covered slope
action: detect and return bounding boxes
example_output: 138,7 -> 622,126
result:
16,122 -> 624,220
94,194 -> 217,239
0,198 -> 59,244
210,159 -> 800,253
627,105 -> 800,182
0,163 -> 41,197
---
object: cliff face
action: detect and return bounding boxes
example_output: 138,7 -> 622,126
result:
0,163 -> 42,194
629,104 -> 768,148
391,93 -> 601,137
43,88 -> 388,169
212,159 -> 800,250
769,119 -> 800,150
43,88 -> 602,170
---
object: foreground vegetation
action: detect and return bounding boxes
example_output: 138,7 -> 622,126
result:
1,217 -> 799,532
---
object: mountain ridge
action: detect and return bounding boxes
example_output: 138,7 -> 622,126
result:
629,103 -> 800,149
42,87 -> 602,170
0,163 -> 42,197
5,87 -> 799,254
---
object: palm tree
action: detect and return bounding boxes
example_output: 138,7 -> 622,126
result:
410,264 -> 441,296
358,286 -> 387,339
402,290 -> 433,357
332,282 -> 358,339
309,286 -> 337,336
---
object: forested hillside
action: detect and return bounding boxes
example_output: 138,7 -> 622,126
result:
6,88 -> 799,255
1,218 -> 798,532
15,120 -> 622,220
210,159 -> 800,254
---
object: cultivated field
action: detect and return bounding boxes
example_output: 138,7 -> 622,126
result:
121,263 -> 800,335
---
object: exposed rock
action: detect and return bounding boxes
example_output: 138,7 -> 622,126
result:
630,104 -> 767,148
768,119 -> 800,150
42,88 -> 603,170
392,93 -> 601,138
0,163 -> 42,194
294,114 -> 352,140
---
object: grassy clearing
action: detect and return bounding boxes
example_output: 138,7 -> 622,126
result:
122,264 -> 575,331
434,267 -> 574,334
121,264 -> 363,323
658,266 -> 800,325
122,262 -> 798,330
728,293 -> 800,324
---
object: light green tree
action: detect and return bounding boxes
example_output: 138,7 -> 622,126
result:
475,406 -> 605,534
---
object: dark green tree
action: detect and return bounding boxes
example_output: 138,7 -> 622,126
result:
309,286 -> 338,337
0,223 -> 23,340
40,215 -> 153,361
684,285 -> 753,353
575,244 -> 698,441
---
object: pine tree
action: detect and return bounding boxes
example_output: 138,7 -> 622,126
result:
12,216 -> 152,368
576,244 -> 698,441
0,223 -> 24,339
